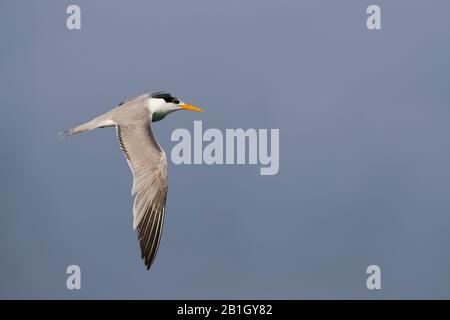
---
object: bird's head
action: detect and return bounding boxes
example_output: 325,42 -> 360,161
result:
149,92 -> 204,122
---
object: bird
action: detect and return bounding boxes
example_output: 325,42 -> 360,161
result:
61,91 -> 204,269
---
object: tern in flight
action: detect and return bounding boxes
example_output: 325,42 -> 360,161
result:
61,92 -> 204,269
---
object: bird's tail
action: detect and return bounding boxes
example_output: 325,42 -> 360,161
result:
58,121 -> 95,138
58,114 -> 115,139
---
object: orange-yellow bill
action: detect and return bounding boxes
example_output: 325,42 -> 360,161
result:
181,103 -> 205,112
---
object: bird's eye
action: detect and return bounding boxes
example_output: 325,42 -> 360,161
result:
173,99 -> 180,104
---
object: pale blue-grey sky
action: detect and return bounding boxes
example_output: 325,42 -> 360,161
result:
1,0 -> 450,299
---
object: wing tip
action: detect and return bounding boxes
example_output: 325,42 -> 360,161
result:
142,255 -> 156,270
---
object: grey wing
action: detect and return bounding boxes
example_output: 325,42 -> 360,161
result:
116,122 -> 168,269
